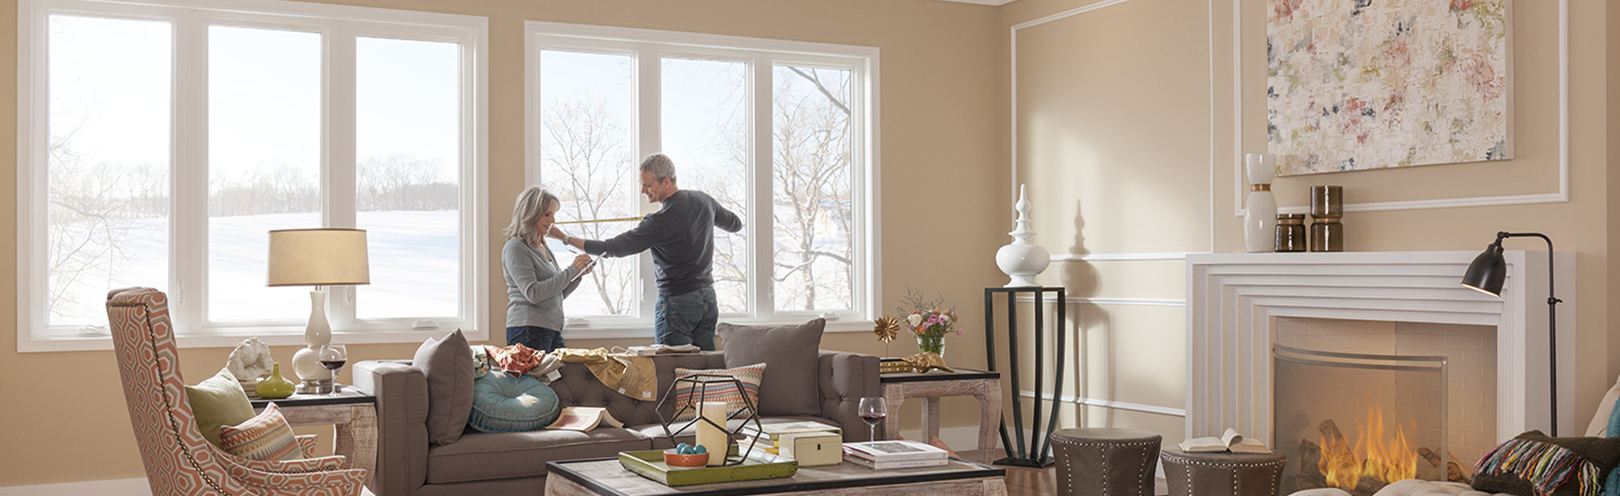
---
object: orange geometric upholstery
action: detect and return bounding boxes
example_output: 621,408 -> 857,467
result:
108,287 -> 370,495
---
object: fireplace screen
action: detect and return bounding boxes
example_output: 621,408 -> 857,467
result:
1274,345 -> 1448,496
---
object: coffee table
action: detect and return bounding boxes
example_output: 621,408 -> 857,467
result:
544,457 -> 1007,496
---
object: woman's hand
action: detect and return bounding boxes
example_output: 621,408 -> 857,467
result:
572,253 -> 593,271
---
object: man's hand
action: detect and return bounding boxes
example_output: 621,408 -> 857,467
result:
547,225 -> 567,240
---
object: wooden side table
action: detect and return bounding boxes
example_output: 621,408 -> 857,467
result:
880,368 -> 1003,463
252,388 -> 378,489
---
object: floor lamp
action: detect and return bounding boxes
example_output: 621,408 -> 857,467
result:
268,228 -> 370,394
1460,231 -> 1560,436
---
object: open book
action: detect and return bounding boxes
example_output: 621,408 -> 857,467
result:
544,406 -> 624,432
1179,427 -> 1270,454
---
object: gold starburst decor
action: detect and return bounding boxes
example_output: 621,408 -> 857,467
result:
873,315 -> 900,343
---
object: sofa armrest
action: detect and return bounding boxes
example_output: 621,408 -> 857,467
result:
816,351 -> 882,442
352,360 -> 429,496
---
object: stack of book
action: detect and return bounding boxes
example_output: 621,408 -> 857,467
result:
842,440 -> 949,469
739,421 -> 841,457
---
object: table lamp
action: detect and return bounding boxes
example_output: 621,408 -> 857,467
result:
267,228 -> 370,394
1461,231 -> 1561,435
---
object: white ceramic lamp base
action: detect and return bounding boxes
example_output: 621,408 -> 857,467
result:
292,289 -> 332,382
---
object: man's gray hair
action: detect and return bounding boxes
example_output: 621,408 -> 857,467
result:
640,153 -> 676,181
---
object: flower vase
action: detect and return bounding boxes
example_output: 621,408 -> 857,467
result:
256,362 -> 296,399
1244,153 -> 1278,253
917,334 -> 945,357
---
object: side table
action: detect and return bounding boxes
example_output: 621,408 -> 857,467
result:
253,388 -> 378,488
880,368 -> 1003,463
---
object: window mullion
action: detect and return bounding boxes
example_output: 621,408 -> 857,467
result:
750,55 -> 773,320
636,47 -> 660,321
327,22 -> 359,327
173,10 -> 209,333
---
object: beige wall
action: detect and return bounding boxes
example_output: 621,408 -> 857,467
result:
0,0 -> 1005,486
1001,0 -> 1612,448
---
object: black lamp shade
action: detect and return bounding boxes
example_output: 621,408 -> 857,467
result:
1461,243 -> 1506,296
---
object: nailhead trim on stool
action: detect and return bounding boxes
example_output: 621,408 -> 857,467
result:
1051,428 -> 1163,496
1160,447 -> 1287,496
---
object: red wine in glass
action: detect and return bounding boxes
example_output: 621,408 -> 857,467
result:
317,344 -> 347,396
320,359 -> 347,371
858,397 -> 887,442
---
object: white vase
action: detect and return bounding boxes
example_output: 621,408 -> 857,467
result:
1243,153 -> 1277,253
996,184 -> 1051,287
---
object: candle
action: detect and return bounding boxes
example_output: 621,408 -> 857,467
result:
696,401 -> 728,466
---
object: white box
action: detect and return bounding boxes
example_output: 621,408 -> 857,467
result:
778,432 -> 843,467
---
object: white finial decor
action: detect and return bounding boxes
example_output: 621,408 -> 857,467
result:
996,184 -> 1051,287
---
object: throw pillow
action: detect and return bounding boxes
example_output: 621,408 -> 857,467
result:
1588,373 -> 1620,437
1473,430 -> 1620,496
219,403 -> 301,461
186,367 -> 257,447
716,318 -> 825,417
486,343 -> 546,376
468,373 -> 561,432
671,363 -> 767,422
414,329 -> 474,445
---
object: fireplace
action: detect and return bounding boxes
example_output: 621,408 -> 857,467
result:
1184,251 -> 1575,484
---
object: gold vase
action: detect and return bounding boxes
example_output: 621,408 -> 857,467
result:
255,362 -> 296,399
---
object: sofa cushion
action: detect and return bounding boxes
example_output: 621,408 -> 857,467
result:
718,319 -> 825,417
671,363 -> 766,422
468,373 -> 560,433
186,367 -> 256,447
425,428 -> 651,482
415,329 -> 475,445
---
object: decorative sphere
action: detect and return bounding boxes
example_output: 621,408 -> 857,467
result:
996,242 -> 1051,287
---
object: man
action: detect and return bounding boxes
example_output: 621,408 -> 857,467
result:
549,153 -> 742,350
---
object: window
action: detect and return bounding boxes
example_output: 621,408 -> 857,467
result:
17,0 -> 489,351
526,22 -> 879,335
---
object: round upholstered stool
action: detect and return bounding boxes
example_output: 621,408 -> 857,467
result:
1160,446 -> 1287,496
1050,427 -> 1162,496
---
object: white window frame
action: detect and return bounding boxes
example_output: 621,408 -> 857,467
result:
17,0 -> 490,352
524,21 -> 881,338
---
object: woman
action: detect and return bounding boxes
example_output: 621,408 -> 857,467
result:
502,186 -> 593,352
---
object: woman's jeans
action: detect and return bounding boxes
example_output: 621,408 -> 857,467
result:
506,325 -> 565,352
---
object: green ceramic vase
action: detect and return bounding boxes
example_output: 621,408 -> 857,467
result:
255,362 -> 296,399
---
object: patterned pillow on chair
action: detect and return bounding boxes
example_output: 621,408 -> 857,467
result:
220,403 -> 302,461
670,363 -> 766,422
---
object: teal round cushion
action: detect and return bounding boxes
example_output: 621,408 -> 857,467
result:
468,373 -> 560,433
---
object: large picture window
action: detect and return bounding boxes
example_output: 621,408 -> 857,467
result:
17,0 -> 489,351
526,23 -> 879,335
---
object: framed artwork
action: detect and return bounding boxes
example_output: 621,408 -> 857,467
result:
1267,0 -> 1511,176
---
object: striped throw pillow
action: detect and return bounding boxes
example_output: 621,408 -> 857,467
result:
671,363 -> 767,423
220,403 -> 301,461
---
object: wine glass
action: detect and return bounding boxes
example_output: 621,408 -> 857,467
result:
858,397 -> 887,443
318,344 -> 347,397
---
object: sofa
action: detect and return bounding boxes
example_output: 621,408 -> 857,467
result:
352,349 -> 881,496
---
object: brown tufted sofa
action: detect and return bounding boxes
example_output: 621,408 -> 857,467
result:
352,350 -> 880,496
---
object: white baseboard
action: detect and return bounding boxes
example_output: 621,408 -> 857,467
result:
0,478 -> 150,496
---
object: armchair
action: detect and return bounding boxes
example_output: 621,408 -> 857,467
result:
107,287 -> 371,496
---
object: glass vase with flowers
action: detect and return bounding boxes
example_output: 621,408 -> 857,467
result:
897,288 -> 960,357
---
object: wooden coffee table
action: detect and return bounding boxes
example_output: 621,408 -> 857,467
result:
544,457 -> 1007,496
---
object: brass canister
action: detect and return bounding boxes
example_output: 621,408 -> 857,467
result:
1310,185 -> 1343,217
1275,214 -> 1306,252
1310,217 -> 1344,252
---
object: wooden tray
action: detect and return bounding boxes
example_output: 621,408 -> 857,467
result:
618,446 -> 798,486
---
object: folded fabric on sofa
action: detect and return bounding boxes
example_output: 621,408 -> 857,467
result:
553,347 -> 658,401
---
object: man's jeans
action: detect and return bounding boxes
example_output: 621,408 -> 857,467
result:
654,287 -> 718,351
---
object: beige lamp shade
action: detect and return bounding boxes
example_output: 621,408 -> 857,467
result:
267,228 -> 371,286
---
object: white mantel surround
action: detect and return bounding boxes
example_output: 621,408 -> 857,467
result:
1185,250 -> 1575,445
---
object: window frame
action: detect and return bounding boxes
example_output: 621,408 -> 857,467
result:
17,0 -> 490,352
524,21 -> 881,338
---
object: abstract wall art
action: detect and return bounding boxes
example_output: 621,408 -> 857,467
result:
1267,0 -> 1511,176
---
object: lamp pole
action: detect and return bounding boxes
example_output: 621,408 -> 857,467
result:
1503,232 -> 1562,436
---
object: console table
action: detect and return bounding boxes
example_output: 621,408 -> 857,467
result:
252,387 -> 377,488
880,368 -> 1002,463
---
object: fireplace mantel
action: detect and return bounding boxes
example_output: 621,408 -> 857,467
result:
1185,250 -> 1575,444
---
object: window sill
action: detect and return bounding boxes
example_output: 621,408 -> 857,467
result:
17,327 -> 490,353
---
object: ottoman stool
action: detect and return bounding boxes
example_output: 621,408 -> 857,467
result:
1160,446 -> 1287,496
1050,427 -> 1162,496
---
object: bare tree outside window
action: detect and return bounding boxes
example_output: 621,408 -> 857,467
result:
772,66 -> 854,312
541,96 -> 639,316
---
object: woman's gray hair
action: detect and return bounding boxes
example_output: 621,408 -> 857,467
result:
503,186 -> 560,246
640,153 -> 676,181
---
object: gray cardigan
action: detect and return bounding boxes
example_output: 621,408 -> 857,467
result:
502,237 -> 582,330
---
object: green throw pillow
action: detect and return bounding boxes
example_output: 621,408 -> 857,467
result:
186,367 -> 256,446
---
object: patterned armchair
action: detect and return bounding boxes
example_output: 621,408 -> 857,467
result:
108,287 -> 371,496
